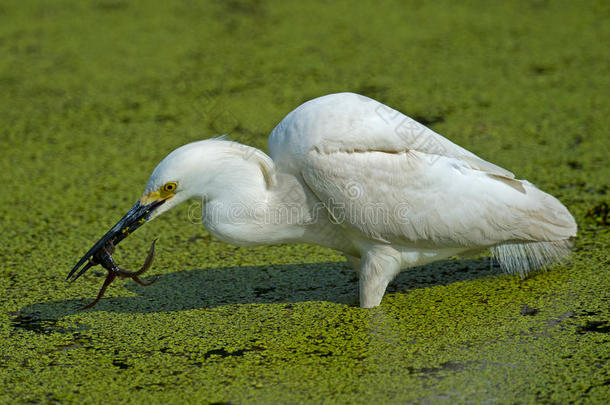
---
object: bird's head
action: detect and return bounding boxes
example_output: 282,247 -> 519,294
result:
138,141 -> 211,219
66,140 -> 220,282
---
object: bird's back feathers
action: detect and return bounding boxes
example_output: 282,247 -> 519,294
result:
269,92 -> 577,274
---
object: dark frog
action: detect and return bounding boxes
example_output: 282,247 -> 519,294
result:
68,199 -> 167,309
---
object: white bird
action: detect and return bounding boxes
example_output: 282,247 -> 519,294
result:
68,92 -> 577,308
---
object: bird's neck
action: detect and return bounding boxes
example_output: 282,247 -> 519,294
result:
199,143 -> 274,202
197,143 -> 309,246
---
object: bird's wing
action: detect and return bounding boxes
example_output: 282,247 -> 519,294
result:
268,92 -> 514,179
269,93 -> 574,248
301,149 -> 576,248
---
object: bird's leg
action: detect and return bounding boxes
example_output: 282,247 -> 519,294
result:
81,240 -> 158,309
359,247 -> 402,308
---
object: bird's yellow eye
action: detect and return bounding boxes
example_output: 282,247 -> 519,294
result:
161,182 -> 177,195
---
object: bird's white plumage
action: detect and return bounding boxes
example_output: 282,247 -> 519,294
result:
145,92 -> 576,307
269,92 -> 514,178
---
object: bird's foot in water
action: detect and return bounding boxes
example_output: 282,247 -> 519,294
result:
81,240 -> 158,309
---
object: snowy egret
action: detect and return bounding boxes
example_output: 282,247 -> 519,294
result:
68,92 -> 577,308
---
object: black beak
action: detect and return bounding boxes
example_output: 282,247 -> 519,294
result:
67,199 -> 165,282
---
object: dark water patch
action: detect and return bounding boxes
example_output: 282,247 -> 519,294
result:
112,359 -> 130,369
580,310 -> 601,316
306,334 -> 325,341
567,160 -> 582,170
520,304 -> 539,316
586,202 -> 609,226
577,321 -> 610,334
411,114 -> 445,127
306,349 -> 333,358
530,64 -> 555,75
203,345 -> 265,360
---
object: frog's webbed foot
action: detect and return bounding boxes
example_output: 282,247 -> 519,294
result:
81,271 -> 117,310
115,240 -> 159,285
81,240 -> 158,310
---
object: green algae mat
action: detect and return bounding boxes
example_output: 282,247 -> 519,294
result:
1,0 -> 608,403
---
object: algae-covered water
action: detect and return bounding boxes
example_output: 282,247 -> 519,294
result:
1,0 -> 608,403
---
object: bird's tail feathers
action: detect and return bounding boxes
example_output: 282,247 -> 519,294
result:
490,239 -> 573,278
